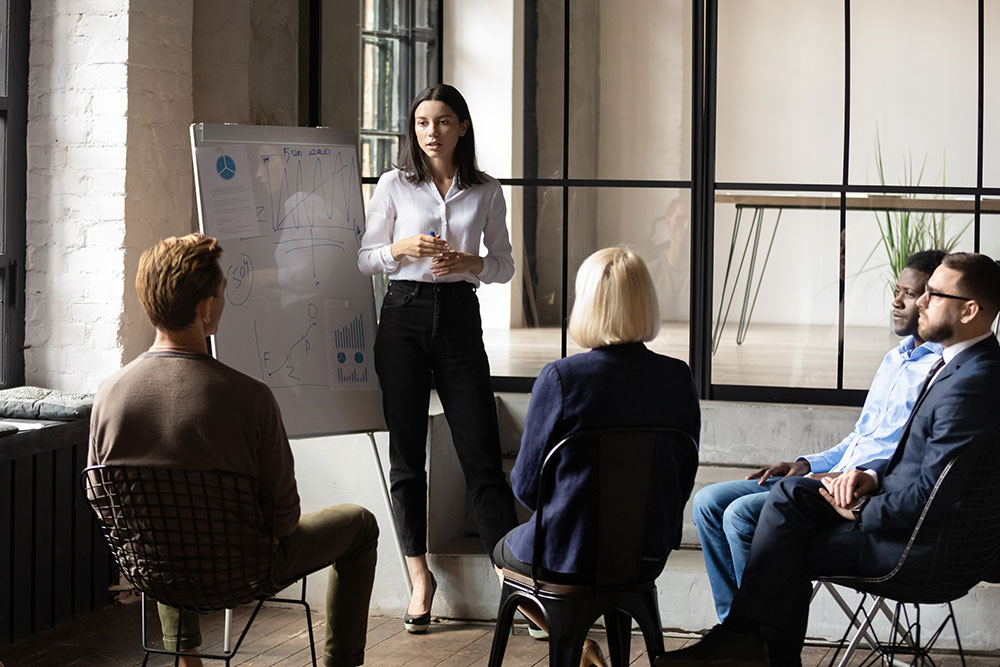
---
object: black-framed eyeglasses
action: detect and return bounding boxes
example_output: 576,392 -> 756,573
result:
926,290 -> 974,302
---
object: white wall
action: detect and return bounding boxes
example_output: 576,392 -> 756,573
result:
595,0 -> 691,321
443,0 -> 518,330
122,1 -> 196,364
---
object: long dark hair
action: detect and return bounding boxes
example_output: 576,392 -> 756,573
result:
397,84 -> 486,188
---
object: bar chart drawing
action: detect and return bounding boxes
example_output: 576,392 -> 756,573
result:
326,302 -> 377,391
337,367 -> 370,384
333,311 -> 366,349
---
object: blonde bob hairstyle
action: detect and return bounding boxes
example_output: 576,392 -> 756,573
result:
568,247 -> 660,349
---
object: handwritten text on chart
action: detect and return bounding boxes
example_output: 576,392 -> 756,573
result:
225,253 -> 254,306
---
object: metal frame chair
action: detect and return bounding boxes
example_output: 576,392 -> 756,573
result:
81,465 -> 319,666
819,434 -> 1000,667
488,427 -> 699,667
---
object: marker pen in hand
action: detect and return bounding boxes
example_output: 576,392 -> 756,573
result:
429,230 -> 449,249
428,230 -> 443,262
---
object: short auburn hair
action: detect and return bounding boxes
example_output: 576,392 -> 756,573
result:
136,233 -> 224,331
568,247 -> 660,349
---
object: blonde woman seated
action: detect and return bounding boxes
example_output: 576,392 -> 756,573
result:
494,247 -> 701,666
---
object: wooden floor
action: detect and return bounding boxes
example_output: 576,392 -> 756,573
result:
2,601 -> 997,667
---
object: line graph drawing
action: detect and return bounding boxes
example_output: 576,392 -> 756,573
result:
259,150 -> 361,233
254,302 -> 328,388
255,145 -> 364,286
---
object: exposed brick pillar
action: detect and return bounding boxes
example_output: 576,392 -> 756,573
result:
25,1 -> 194,391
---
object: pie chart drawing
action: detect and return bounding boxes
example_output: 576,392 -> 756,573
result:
216,155 -> 237,180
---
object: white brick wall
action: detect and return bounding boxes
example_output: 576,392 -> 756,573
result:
26,0 -> 194,392
122,0 -> 194,365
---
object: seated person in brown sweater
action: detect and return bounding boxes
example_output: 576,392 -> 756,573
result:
88,233 -> 379,667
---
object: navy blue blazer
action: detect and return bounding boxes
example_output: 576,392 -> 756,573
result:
506,342 -> 700,575
859,335 -> 1000,542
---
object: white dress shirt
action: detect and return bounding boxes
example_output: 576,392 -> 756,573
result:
931,331 -> 993,384
358,168 -> 514,286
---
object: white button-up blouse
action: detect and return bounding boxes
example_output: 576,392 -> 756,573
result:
358,168 -> 515,286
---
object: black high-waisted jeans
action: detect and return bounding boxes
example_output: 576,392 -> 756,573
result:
374,279 -> 518,557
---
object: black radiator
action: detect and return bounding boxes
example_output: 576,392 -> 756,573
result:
0,419 -> 115,645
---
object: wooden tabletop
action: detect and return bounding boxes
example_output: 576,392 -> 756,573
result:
716,193 -> 1000,214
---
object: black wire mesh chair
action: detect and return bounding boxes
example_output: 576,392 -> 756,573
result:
81,465 -> 319,666
820,434 -> 1000,667
488,427 -> 699,667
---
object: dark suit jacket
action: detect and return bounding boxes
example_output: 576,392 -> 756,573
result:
734,335 -> 1000,644
506,342 -> 700,575
859,335 -> 1000,540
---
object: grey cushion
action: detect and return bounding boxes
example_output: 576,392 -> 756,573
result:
0,386 -> 94,421
0,423 -> 18,437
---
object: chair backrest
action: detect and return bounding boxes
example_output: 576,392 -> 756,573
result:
81,465 -> 278,612
838,433 -> 1000,603
530,427 -> 699,587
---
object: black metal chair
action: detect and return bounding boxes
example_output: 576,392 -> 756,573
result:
820,434 -> 1000,667
488,427 -> 699,667
81,465 -> 319,666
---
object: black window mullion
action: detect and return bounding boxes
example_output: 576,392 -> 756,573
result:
559,0 -> 569,360
692,0 -> 718,398
975,0 -> 984,251
837,0 -> 852,392
1,0 -> 27,387
436,0 -> 443,83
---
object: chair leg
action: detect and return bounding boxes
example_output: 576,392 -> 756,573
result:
603,610 -> 632,667
627,590 -> 665,664
548,626 -> 586,667
488,588 -> 524,667
224,608 -> 233,653
545,600 -> 604,667
266,578 -> 318,666
140,592 -> 152,666
301,578 -> 319,667
821,582 -> 880,651
828,594 -> 881,667
948,603 -> 966,667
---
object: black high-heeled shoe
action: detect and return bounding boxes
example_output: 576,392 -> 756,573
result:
403,573 -> 437,634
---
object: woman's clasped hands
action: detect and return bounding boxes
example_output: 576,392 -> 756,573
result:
390,233 -> 483,276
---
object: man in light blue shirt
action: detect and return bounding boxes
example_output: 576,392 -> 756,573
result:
693,250 -> 945,622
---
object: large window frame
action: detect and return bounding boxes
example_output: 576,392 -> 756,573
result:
699,0 -> 994,406
359,0 -> 443,181
340,0 -> 999,407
